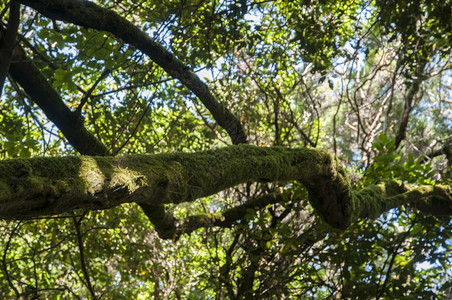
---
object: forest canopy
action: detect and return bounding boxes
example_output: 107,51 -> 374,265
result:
0,0 -> 451,298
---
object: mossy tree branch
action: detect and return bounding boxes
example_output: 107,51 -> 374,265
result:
170,181 -> 452,239
0,145 -> 450,239
13,0 -> 249,233
351,181 -> 452,219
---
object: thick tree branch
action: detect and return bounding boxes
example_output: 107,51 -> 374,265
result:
0,146 -> 351,228
0,1 -> 20,95
18,0 -> 247,145
138,203 -> 178,240
351,181 -> 452,219
8,43 -> 110,156
0,145 -> 450,238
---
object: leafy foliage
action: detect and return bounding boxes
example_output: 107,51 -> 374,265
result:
0,0 -> 451,298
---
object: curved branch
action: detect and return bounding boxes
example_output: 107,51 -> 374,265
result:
0,145 -> 351,228
421,137 -> 452,166
18,0 -> 247,145
138,203 -> 178,240
0,145 -> 450,238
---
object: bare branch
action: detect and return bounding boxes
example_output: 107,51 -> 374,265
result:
8,42 -> 110,156
394,63 -> 426,149
18,0 -> 248,144
72,215 -> 98,299
0,1 -> 20,95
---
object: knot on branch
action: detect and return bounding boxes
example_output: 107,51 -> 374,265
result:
300,151 -> 353,230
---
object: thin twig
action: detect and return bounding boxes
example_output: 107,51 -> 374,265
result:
1,221 -> 22,297
72,215 -> 98,299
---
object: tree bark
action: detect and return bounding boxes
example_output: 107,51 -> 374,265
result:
17,0 -> 247,145
8,43 -> 110,156
1,145 -> 450,237
0,1 -> 20,96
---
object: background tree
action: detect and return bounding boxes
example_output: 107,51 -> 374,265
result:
0,0 -> 451,298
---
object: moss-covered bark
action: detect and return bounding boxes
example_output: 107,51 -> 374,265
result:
0,145 -> 450,237
351,181 -> 452,219
0,145 -> 350,224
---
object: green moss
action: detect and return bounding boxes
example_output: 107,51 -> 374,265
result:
351,185 -> 385,219
78,157 -> 105,194
0,181 -> 12,201
0,145 -> 355,226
